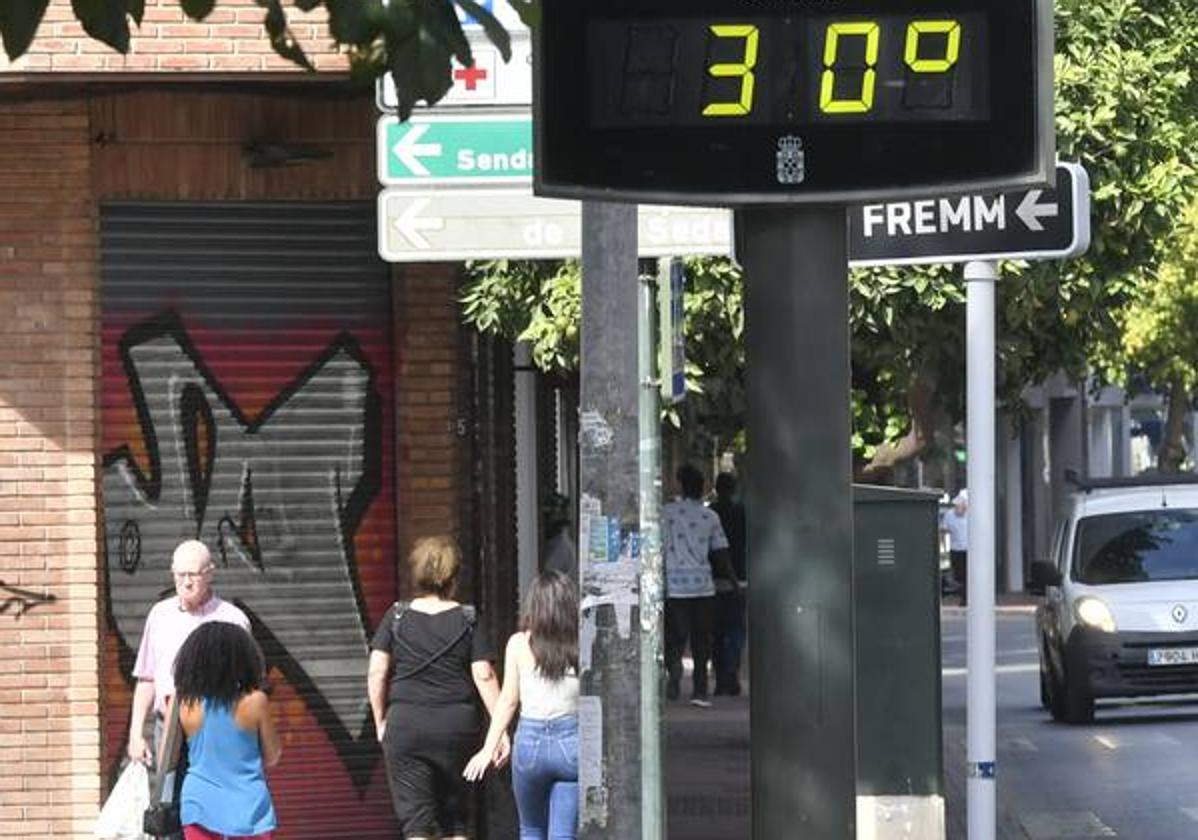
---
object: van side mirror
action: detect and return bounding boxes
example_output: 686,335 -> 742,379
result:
1028,560 -> 1062,594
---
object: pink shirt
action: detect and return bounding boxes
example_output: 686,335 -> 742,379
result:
132,594 -> 250,714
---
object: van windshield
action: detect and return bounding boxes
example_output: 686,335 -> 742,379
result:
1074,509 -> 1198,584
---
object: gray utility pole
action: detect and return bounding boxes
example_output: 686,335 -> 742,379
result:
965,260 -> 999,840
577,202 -> 662,838
739,206 -> 857,838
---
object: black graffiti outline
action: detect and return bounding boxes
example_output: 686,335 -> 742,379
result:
0,581 -> 57,617
180,381 -> 217,537
103,311 -> 387,788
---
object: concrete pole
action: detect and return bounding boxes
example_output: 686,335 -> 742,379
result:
739,206 -> 856,839
965,260 -> 998,840
577,202 -> 651,839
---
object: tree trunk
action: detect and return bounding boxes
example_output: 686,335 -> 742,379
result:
1158,374 -> 1189,474
857,374 -> 938,484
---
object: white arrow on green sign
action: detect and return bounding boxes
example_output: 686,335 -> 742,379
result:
376,113 -> 533,186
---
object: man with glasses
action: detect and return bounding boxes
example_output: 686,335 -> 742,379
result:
126,539 -> 249,767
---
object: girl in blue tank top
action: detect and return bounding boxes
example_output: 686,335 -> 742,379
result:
172,622 -> 282,840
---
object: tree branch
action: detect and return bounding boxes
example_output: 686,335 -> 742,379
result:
1158,373 -> 1189,474
857,374 -> 937,483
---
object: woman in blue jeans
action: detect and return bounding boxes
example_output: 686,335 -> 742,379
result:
464,571 -> 579,839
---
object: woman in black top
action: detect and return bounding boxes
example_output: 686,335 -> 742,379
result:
367,536 -> 508,839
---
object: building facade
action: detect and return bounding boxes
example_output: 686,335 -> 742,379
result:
0,3 -> 517,836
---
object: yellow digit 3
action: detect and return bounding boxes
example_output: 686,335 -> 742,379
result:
702,24 -> 760,117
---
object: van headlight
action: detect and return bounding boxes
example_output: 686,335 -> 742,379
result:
1074,596 -> 1117,633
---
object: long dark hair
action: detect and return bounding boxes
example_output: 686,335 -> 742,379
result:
522,570 -> 578,680
174,622 -> 264,709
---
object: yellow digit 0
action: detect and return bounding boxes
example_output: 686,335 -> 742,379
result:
701,24 -> 759,117
819,22 -> 880,114
905,20 -> 961,73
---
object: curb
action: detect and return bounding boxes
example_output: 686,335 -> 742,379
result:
941,604 -> 1038,614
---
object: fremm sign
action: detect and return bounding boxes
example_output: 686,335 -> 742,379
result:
848,162 -> 1090,266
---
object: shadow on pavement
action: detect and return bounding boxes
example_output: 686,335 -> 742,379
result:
665,677 -> 751,839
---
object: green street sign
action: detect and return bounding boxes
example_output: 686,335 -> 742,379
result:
376,113 -> 533,186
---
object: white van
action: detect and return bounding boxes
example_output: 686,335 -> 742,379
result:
1032,477 -> 1198,723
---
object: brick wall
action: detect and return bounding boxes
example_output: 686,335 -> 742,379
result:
0,87 -> 472,837
0,0 -> 349,74
0,99 -> 102,837
395,264 -> 466,573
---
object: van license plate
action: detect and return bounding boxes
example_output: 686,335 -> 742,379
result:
1147,648 -> 1198,666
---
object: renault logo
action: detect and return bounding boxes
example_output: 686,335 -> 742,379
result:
1172,604 -> 1188,624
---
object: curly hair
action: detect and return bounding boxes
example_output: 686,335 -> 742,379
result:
173,622 -> 264,709
677,463 -> 705,499
522,570 -> 579,680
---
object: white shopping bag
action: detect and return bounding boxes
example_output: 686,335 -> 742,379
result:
94,761 -> 151,840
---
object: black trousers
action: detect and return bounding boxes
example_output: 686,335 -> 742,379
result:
383,702 -> 478,838
950,549 -> 968,604
665,596 -> 716,699
711,589 -> 746,691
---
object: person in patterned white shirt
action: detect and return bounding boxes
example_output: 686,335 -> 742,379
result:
662,464 -> 734,705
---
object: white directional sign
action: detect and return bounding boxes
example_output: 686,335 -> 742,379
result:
378,190 -> 732,262
376,34 -> 533,111
848,163 -> 1091,267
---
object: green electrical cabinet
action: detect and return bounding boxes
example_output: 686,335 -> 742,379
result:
853,485 -> 945,839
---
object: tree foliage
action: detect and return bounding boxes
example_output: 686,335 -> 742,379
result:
1011,0 -> 1198,391
1004,0 -> 1197,471
1117,199 -> 1198,470
461,257 -> 744,454
461,259 -> 580,374
848,262 -> 963,478
0,0 -> 531,118
1121,201 -> 1198,397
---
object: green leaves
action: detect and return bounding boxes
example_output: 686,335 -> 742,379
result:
180,0 -> 215,19
1042,0 -> 1198,399
1118,199 -> 1198,394
71,0 -> 138,53
454,0 -> 509,61
461,256 -> 747,454
506,0 -> 538,29
326,0 -> 384,46
259,0 -> 314,70
0,0 -> 50,60
376,0 -> 474,120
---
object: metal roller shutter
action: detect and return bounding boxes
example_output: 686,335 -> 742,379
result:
99,202 -> 399,837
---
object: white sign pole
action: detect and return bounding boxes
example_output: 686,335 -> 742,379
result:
965,259 -> 998,840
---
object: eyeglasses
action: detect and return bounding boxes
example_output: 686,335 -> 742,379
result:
172,568 -> 213,581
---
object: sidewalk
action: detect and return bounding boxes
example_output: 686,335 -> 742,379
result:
665,688 -> 751,839
662,593 -> 1042,838
941,591 -> 1042,614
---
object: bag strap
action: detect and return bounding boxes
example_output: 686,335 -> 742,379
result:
391,599 -> 411,633
148,697 -> 182,802
390,603 -> 478,681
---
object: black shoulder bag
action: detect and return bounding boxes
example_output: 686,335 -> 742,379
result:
143,699 -> 184,837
